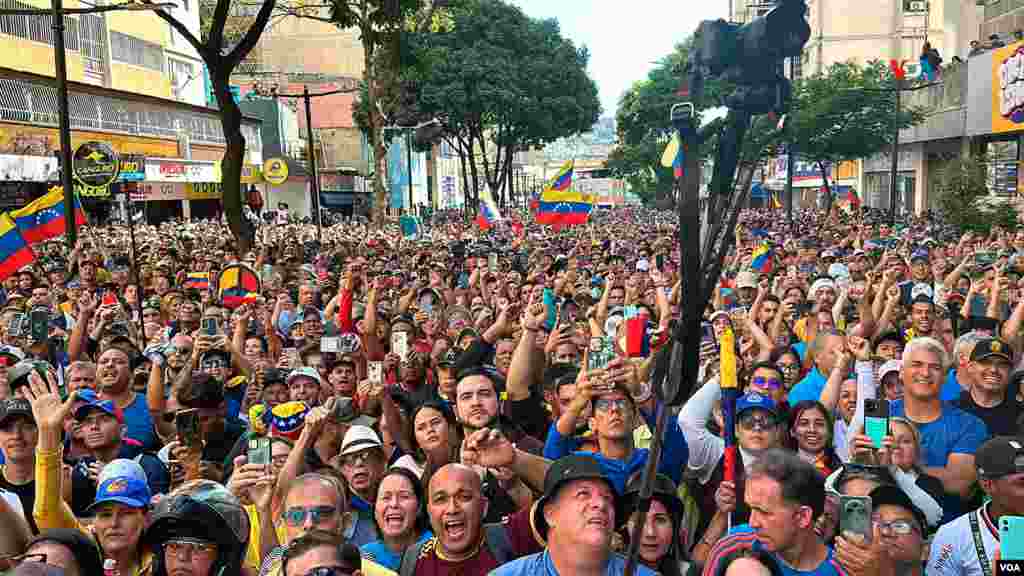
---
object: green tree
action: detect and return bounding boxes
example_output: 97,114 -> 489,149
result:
787,60 -> 927,211
936,155 -> 1018,233
403,0 -> 600,207
146,0 -> 277,252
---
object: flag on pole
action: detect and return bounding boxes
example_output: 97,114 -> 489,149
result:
0,214 -> 34,281
750,243 -> 773,274
10,186 -> 86,244
475,188 -> 502,230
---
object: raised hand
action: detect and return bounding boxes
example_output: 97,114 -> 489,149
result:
462,428 -> 516,470
24,370 -> 74,432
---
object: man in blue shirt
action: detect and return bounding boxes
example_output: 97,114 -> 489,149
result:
702,449 -> 854,576
789,330 -> 846,405
888,337 -> 989,523
490,454 -> 657,576
541,368 -> 688,492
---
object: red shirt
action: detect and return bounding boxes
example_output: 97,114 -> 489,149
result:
412,505 -> 543,576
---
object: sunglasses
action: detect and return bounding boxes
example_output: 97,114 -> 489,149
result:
738,412 -> 777,431
594,398 -> 631,412
282,505 -> 338,527
750,376 -> 782,390
301,567 -> 354,576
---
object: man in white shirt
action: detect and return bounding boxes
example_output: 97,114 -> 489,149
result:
927,436 -> 1024,575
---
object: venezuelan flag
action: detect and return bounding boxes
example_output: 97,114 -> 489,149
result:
750,243 -> 773,274
547,160 -> 574,192
218,265 -> 260,308
183,272 -> 210,290
475,189 -> 502,230
771,192 -> 783,210
11,186 -> 86,244
0,214 -> 34,281
535,201 -> 592,226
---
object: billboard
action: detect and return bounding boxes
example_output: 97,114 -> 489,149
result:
993,40 -> 1024,134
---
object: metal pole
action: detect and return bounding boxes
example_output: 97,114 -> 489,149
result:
786,143 -> 795,228
889,79 -> 900,225
303,86 -> 322,241
125,185 -> 145,325
52,0 -> 76,248
406,129 -> 414,215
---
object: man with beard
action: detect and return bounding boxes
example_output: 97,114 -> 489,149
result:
68,391 -> 169,516
454,367 -> 543,454
954,338 -> 1024,436
94,345 -> 156,451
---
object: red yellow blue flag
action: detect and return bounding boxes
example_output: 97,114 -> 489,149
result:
750,243 -> 773,274
0,214 -> 34,281
547,160 -> 574,192
10,186 -> 86,244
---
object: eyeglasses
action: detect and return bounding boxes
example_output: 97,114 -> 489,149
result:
341,450 -> 377,466
165,539 -> 217,558
282,505 -> 338,527
777,363 -> 800,373
302,567 -> 354,576
750,376 -> 783,390
872,518 -> 918,536
738,412 -> 777,431
594,398 -> 631,412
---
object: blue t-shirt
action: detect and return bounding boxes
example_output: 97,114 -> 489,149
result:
490,550 -> 659,576
361,531 -> 432,571
940,368 -> 962,402
788,367 -> 827,405
713,528 -> 850,576
889,399 -> 989,522
120,393 -> 157,453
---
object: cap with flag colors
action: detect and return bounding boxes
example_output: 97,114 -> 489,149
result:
10,186 -> 87,244
217,264 -> 260,308
750,243 -> 773,274
0,214 -> 34,281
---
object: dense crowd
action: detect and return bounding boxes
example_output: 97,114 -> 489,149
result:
0,205 -> 1018,576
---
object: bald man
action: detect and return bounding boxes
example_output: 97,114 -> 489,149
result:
398,463 -> 541,576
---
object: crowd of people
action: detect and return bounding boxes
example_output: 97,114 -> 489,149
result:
0,205 -> 1018,576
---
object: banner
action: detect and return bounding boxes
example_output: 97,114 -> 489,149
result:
387,139 -> 407,209
144,159 -> 219,183
993,40 -> 1024,134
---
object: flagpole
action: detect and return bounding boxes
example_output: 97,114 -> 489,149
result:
124,186 -> 145,327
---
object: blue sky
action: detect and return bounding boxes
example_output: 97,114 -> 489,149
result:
510,1 -> 728,117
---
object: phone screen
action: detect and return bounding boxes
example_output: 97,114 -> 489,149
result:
542,289 -> 557,332
1000,516 -> 1024,560
175,409 -> 200,448
864,399 -> 890,449
392,332 -> 409,362
202,317 -> 219,337
247,437 -> 271,466
29,308 -> 48,342
839,495 -> 873,542
368,361 -> 384,384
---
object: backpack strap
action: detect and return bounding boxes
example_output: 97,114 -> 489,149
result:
483,522 -> 515,564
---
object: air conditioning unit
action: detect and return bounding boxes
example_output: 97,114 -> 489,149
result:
907,1 -> 926,11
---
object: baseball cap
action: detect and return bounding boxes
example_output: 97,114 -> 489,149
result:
878,359 -> 902,382
910,283 -> 934,304
0,398 -> 34,426
340,425 -> 384,456
270,401 -> 309,440
0,345 -> 25,366
532,454 -> 623,540
437,347 -> 460,368
86,459 -> 151,512
27,529 -> 104,576
976,436 -> 1024,478
971,338 -> 1013,363
868,485 -> 928,531
827,263 -> 850,280
286,366 -> 322,386
735,270 -> 758,290
736,392 -> 778,417
909,250 -> 929,263
809,278 -> 836,300
74,397 -> 123,424
635,258 -> 650,272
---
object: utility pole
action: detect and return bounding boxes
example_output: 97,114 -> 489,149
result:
52,0 -> 76,248
302,86 -> 322,241
889,77 -> 901,225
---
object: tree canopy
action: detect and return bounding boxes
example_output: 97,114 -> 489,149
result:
399,0 -> 600,206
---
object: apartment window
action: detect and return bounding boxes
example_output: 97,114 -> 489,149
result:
110,30 -> 164,71
0,0 -> 80,50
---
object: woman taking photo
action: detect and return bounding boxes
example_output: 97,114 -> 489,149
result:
361,467 -> 432,571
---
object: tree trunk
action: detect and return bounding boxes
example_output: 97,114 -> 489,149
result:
455,138 -> 471,216
818,160 -> 833,214
365,42 -> 387,228
211,67 -> 251,254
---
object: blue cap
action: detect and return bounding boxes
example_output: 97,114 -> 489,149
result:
910,250 -> 929,263
87,459 -> 150,511
74,393 -> 123,424
736,392 -> 777,417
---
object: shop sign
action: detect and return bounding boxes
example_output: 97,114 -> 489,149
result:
186,182 -> 222,200
144,159 -> 219,183
118,154 -> 146,182
993,41 -> 1024,134
240,164 -> 263,184
0,154 -> 57,182
73,141 -> 120,187
263,158 -> 288,185
77,182 -> 112,197
133,182 -> 187,201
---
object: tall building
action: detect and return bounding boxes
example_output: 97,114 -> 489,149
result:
0,0 -> 263,222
